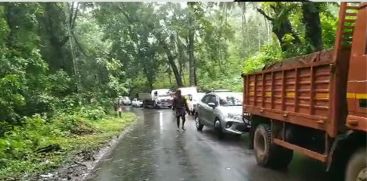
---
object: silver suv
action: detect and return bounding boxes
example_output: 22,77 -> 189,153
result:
195,91 -> 249,136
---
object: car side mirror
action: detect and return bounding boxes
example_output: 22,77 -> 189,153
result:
207,102 -> 217,109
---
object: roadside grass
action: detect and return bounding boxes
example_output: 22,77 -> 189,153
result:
0,112 -> 136,179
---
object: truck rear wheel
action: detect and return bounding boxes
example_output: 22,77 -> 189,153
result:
345,148 -> 367,181
254,124 -> 293,169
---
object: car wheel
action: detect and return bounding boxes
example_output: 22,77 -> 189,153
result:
153,102 -> 159,109
195,115 -> 204,131
214,119 -> 223,138
345,148 -> 367,181
254,124 -> 293,169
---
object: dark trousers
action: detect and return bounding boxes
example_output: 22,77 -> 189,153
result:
176,108 -> 186,128
176,115 -> 186,128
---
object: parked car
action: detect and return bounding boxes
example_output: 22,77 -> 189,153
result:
212,89 -> 232,92
153,89 -> 173,108
122,96 -> 131,105
141,89 -> 173,108
195,91 -> 250,136
131,98 -> 143,107
192,92 -> 205,115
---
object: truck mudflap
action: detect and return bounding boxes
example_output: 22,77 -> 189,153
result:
326,131 -> 354,172
326,130 -> 366,172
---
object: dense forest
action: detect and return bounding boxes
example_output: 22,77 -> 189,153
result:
0,2 -> 339,178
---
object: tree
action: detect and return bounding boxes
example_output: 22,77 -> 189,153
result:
187,2 -> 199,86
256,2 -> 301,52
302,2 -> 323,52
38,3 -> 73,74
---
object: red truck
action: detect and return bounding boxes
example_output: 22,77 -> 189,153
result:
242,3 -> 366,181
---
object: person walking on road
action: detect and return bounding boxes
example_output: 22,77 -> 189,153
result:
115,96 -> 124,118
172,90 -> 189,131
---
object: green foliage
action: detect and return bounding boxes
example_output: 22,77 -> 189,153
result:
320,3 -> 338,49
243,41 -> 283,73
0,48 -> 48,123
79,106 -> 106,120
47,70 -> 74,97
52,112 -> 95,135
244,2 -> 338,74
0,107 -> 136,178
0,115 -> 50,160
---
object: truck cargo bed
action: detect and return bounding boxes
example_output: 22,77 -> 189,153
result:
243,49 -> 350,133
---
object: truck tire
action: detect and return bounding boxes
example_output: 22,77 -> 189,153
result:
345,148 -> 367,181
254,124 -> 293,169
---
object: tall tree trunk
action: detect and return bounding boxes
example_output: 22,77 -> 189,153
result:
302,2 -> 323,52
176,35 -> 185,86
154,31 -> 183,87
38,3 -> 73,74
187,2 -> 197,86
166,53 -> 183,87
241,2 -> 247,57
160,42 -> 183,87
143,65 -> 154,90
188,25 -> 196,86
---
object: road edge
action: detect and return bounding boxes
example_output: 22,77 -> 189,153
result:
80,121 -> 138,180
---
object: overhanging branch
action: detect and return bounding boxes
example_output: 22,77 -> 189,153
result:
256,8 -> 274,21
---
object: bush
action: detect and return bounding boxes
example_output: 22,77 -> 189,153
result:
79,106 -> 106,120
52,113 -> 95,136
0,104 -> 107,163
0,109 -> 136,178
0,115 -> 52,160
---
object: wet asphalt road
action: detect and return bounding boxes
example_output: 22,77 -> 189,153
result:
86,108 -> 329,181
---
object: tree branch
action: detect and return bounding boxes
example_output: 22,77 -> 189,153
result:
256,8 -> 274,21
60,35 -> 70,46
119,5 -> 134,24
68,2 -> 74,28
71,2 -> 79,29
269,4 -> 277,12
71,31 -> 89,57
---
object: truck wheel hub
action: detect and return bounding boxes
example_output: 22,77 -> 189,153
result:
357,167 -> 367,181
254,131 -> 266,157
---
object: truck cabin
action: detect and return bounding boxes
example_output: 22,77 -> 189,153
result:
346,3 -> 367,132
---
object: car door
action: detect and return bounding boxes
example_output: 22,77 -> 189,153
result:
197,95 -> 210,124
201,94 -> 216,126
205,95 -> 219,126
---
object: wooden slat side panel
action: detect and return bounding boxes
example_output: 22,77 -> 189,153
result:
254,75 -> 258,106
249,75 -> 255,105
264,73 -> 272,109
298,67 -> 312,114
244,63 -> 333,131
313,65 -> 332,117
273,72 -> 283,110
285,69 -> 296,112
255,75 -> 263,105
